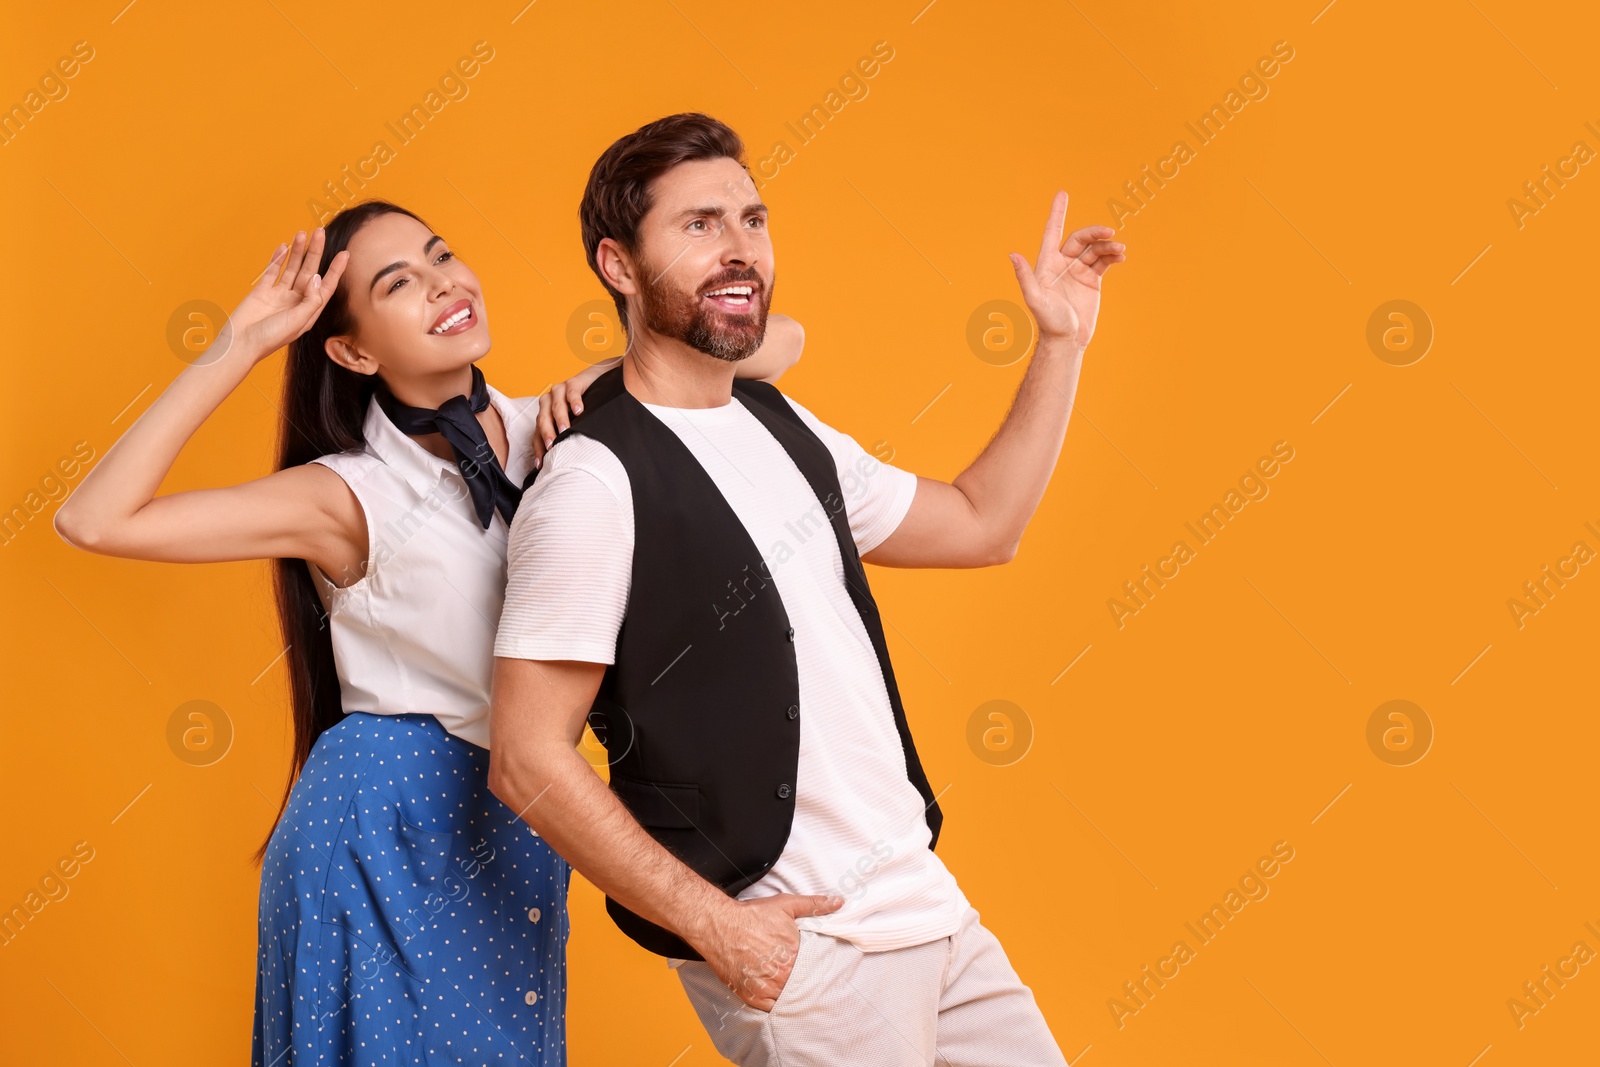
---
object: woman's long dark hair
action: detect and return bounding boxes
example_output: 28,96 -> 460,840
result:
256,200 -> 428,862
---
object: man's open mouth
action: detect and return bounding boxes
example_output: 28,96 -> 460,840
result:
701,285 -> 758,312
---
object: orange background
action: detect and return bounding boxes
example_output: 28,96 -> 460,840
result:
3,1 -> 1598,1064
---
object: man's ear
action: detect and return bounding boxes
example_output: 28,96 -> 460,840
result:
596,237 -> 639,298
325,335 -> 378,376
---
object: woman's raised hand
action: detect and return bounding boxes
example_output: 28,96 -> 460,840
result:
532,358 -> 616,468
229,229 -> 351,362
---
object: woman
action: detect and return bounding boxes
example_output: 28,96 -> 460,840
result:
53,200 -> 802,1064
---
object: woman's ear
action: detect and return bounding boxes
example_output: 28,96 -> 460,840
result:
325,335 -> 378,376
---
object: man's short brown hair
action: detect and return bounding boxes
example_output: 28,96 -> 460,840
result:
579,112 -> 747,327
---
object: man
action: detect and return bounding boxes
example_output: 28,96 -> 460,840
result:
489,112 -> 1124,1065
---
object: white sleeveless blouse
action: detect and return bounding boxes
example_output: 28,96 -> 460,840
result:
306,382 -> 537,748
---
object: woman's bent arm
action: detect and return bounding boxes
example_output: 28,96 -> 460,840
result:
55,230 -> 364,579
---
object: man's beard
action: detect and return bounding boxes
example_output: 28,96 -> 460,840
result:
635,257 -> 773,363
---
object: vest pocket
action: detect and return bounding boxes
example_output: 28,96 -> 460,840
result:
611,776 -> 701,830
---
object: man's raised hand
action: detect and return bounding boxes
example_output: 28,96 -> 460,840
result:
1009,190 -> 1125,349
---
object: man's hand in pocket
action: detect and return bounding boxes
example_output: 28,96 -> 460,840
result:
693,893 -> 842,1011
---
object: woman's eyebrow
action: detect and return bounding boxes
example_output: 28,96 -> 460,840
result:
371,235 -> 445,290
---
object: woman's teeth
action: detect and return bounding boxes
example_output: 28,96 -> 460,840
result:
432,308 -> 471,334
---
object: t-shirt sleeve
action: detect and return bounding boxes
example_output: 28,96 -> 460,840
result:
780,394 -> 919,556
494,435 -> 634,664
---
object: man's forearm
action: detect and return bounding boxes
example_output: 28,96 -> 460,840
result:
953,333 -> 1086,555
489,742 -> 731,947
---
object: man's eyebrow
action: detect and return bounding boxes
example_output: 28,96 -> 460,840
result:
371,235 -> 446,290
672,201 -> 768,223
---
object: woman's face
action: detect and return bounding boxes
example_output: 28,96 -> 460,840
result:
331,211 -> 490,376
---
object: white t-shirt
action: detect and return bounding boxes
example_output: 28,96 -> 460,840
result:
308,383 -> 537,749
494,390 -> 968,952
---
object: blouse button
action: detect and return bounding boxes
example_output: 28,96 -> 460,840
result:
785,626 -> 795,641
776,783 -> 792,799
528,907 -> 542,923
786,705 -> 799,720
524,990 -> 539,1006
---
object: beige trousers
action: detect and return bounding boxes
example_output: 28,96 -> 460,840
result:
673,906 -> 1069,1066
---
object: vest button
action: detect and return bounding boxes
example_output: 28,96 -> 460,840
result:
785,626 -> 795,641
776,783 -> 792,799
786,704 -> 799,720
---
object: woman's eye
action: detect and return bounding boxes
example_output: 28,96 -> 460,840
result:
436,250 -> 454,263
388,277 -> 408,294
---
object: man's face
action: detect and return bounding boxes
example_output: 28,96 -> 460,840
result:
629,157 -> 775,362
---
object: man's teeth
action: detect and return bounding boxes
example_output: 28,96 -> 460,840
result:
432,308 -> 471,334
704,286 -> 754,300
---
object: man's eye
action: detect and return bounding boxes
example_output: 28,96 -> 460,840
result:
689,220 -> 705,231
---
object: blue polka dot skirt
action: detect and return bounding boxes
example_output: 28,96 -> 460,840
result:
252,712 -> 571,1066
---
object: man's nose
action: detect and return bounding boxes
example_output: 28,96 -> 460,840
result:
722,222 -> 761,268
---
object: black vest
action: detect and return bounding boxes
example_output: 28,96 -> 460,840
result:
524,366 -> 942,960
